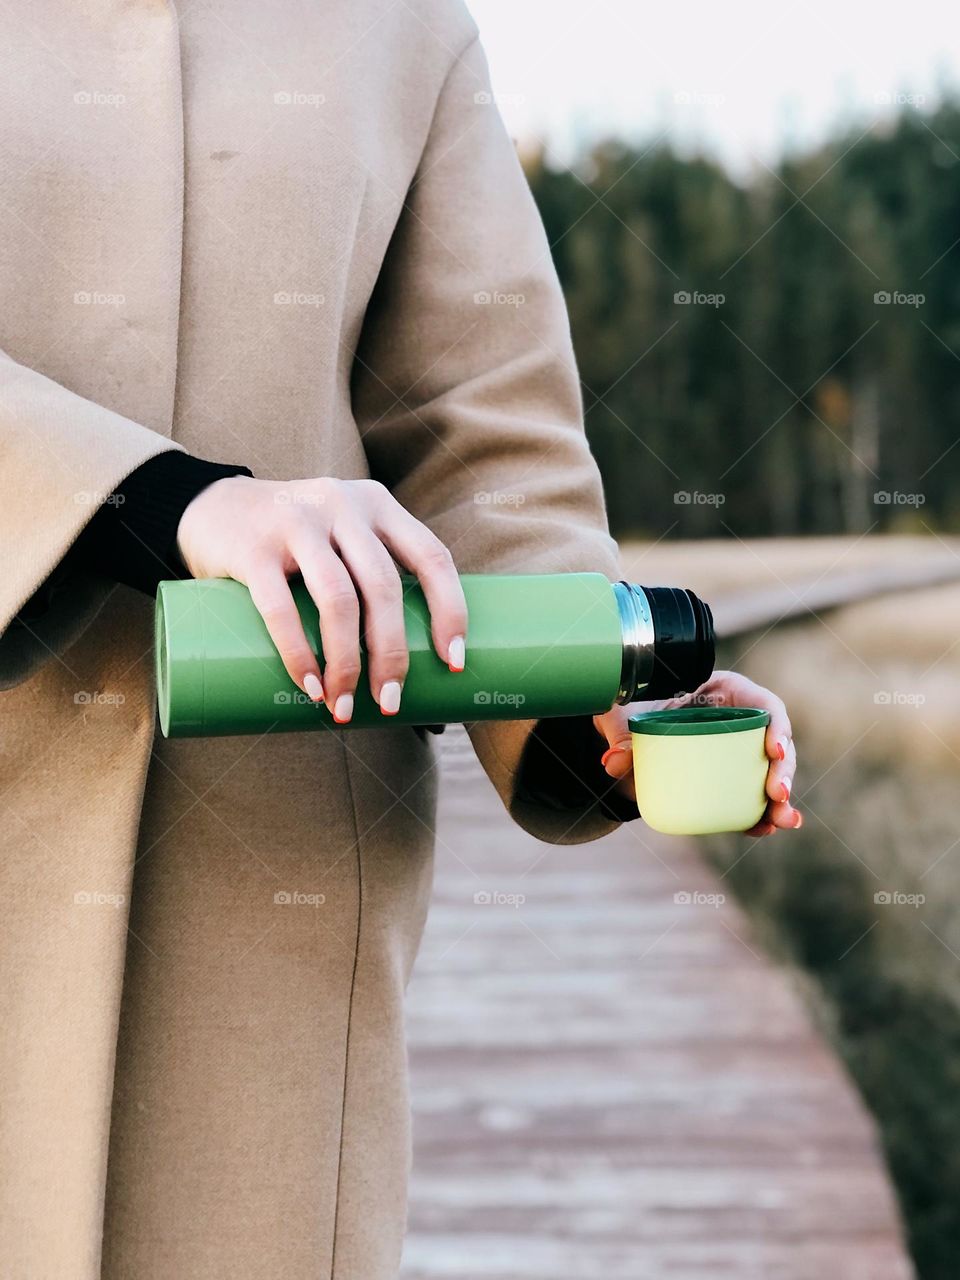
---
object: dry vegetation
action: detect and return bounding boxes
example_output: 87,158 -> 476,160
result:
617,537 -> 960,1279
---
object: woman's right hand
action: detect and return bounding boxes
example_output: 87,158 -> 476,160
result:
175,475 -> 468,723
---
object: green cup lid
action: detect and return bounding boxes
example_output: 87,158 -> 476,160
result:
628,706 -> 771,736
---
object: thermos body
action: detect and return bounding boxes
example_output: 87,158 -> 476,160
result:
156,572 -> 635,738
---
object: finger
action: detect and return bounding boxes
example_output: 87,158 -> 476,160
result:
334,522 -> 409,715
767,796 -> 803,831
593,705 -> 632,747
764,737 -> 798,805
592,707 -> 634,778
294,542 -> 362,723
610,771 -> 636,804
761,698 -> 793,761
374,504 -> 468,671
745,816 -> 777,838
245,559 -> 322,699
602,741 -> 634,779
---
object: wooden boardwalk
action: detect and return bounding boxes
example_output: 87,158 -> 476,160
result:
618,533 -> 960,641
401,730 -> 914,1279
401,539 -> 943,1280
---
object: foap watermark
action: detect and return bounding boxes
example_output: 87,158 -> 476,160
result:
274,690 -> 318,707
674,290 -> 725,308
74,490 -> 125,507
274,890 -> 326,906
674,490 -> 725,507
473,889 -> 526,908
674,890 -> 726,908
874,91 -> 926,108
273,90 -> 326,108
873,690 -> 926,707
74,690 -> 125,707
74,90 -> 126,107
874,290 -> 924,307
474,90 -> 526,108
274,490 -> 326,507
474,690 -> 526,708
681,690 -> 729,708
873,490 -> 925,507
274,290 -> 325,307
874,890 -> 925,908
74,290 -> 125,307
474,489 -> 526,507
474,290 -> 525,308
74,890 -> 126,908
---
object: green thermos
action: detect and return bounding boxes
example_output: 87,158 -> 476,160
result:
155,573 -> 715,738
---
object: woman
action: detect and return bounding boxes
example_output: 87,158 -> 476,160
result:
0,2 -> 799,1276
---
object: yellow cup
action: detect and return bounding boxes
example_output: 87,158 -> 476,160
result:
628,706 -> 771,835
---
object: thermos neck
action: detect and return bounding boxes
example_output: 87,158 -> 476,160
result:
613,581 -> 716,704
613,582 -> 656,703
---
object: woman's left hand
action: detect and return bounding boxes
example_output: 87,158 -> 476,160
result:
593,670 -> 801,836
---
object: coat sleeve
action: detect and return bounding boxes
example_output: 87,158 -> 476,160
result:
0,347 -> 184,687
68,451 -> 254,596
352,33 -> 626,845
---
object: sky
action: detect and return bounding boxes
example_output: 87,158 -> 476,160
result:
467,0 -> 959,175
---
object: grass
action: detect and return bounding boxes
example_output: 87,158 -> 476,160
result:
701,580 -> 960,1280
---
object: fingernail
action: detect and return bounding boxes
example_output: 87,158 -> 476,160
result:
780,777 -> 792,803
791,809 -> 803,829
601,746 -> 630,768
379,680 -> 402,716
776,738 -> 787,761
447,635 -> 465,672
333,693 -> 354,724
303,673 -> 324,703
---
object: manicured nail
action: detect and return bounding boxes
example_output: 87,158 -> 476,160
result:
780,777 -> 792,803
304,673 -> 324,703
379,680 -> 402,716
333,693 -> 354,724
775,738 -> 787,761
601,746 -> 630,768
447,635 -> 465,672
791,809 -> 803,829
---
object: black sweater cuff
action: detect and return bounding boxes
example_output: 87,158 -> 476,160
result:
70,450 -> 254,596
516,714 -> 641,825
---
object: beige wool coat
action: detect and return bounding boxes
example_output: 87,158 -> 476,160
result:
0,2 -> 626,1276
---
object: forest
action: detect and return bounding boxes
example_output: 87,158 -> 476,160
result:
524,101 -> 960,539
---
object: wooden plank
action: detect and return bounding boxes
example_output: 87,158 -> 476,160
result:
402,1234 -> 912,1280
